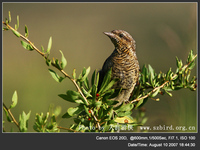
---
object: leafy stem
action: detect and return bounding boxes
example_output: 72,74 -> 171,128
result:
131,53 -> 197,103
2,20 -> 101,130
3,102 -> 20,131
3,21 -> 45,57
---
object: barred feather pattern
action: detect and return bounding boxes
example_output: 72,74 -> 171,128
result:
99,30 -> 140,107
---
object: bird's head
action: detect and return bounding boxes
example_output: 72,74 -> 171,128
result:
104,30 -> 136,51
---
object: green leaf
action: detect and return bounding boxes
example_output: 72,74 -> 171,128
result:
172,74 -> 178,81
77,71 -> 82,82
55,59 -> 61,69
165,90 -> 172,97
59,50 -> 67,69
101,78 -> 118,93
166,68 -> 172,80
3,107 -> 12,122
179,59 -> 183,68
15,24 -> 18,30
141,117 -> 148,125
66,90 -> 80,98
10,91 -> 18,109
91,70 -> 97,86
19,111 -> 31,132
84,77 -> 90,90
99,68 -> 112,94
5,18 -> 9,24
187,84 -> 196,91
41,45 -> 44,53
80,67 -> 91,82
102,106 -> 113,119
94,101 -> 102,109
135,98 -> 144,108
108,88 -> 122,99
176,57 -> 183,69
154,81 -> 160,87
58,94 -> 75,103
157,72 -> 161,79
25,25 -> 29,37
72,69 -> 76,79
117,111 -> 132,117
188,60 -> 195,70
151,88 -> 160,97
81,87 -> 92,98
108,109 -> 114,120
12,30 -> 20,37
3,27 -> 9,31
98,107 -> 104,119
53,106 -> 62,117
59,75 -> 64,82
174,85 -> 183,90
8,11 -> 11,23
36,113 -> 43,125
44,112 -> 50,124
114,116 -> 135,124
82,67 -> 86,76
91,84 -> 97,99
190,76 -> 196,83
46,36 -> 52,53
58,90 -> 84,104
67,105 -> 83,117
62,112 -> 71,118
187,50 -> 194,63
100,107 -> 112,122
83,105 -> 91,116
176,56 -> 179,68
91,70 -> 100,87
145,82 -> 151,86
103,123 -> 110,132
163,86 -> 173,91
141,65 -> 148,84
106,99 -> 119,106
51,114 -> 57,123
21,41 -> 34,51
17,15 -> 19,29
46,59 -> 51,66
148,64 -> 154,85
48,69 -> 64,82
116,103 -> 134,112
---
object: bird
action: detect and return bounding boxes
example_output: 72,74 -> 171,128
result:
98,30 -> 140,107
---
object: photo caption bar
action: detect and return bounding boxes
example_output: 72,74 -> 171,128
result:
95,134 -> 197,148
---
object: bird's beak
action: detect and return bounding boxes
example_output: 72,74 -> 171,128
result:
103,32 -> 116,39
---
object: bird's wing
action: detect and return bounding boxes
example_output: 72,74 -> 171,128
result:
98,54 -> 114,91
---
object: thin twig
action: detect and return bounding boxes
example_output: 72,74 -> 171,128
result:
131,54 -> 197,103
3,21 -> 101,130
3,21 -> 45,57
3,103 -> 20,131
57,126 -> 81,132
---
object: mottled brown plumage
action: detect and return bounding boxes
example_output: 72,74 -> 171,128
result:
99,30 -> 139,107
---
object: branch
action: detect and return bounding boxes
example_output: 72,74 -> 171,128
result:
57,126 -> 81,132
3,21 -> 45,57
3,103 -> 20,131
3,21 -> 101,130
131,54 -> 197,103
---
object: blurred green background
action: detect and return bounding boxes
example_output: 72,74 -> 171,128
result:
3,3 -> 197,132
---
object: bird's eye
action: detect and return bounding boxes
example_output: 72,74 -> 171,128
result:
119,33 -> 124,38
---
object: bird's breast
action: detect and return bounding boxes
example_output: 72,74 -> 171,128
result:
111,53 -> 139,89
